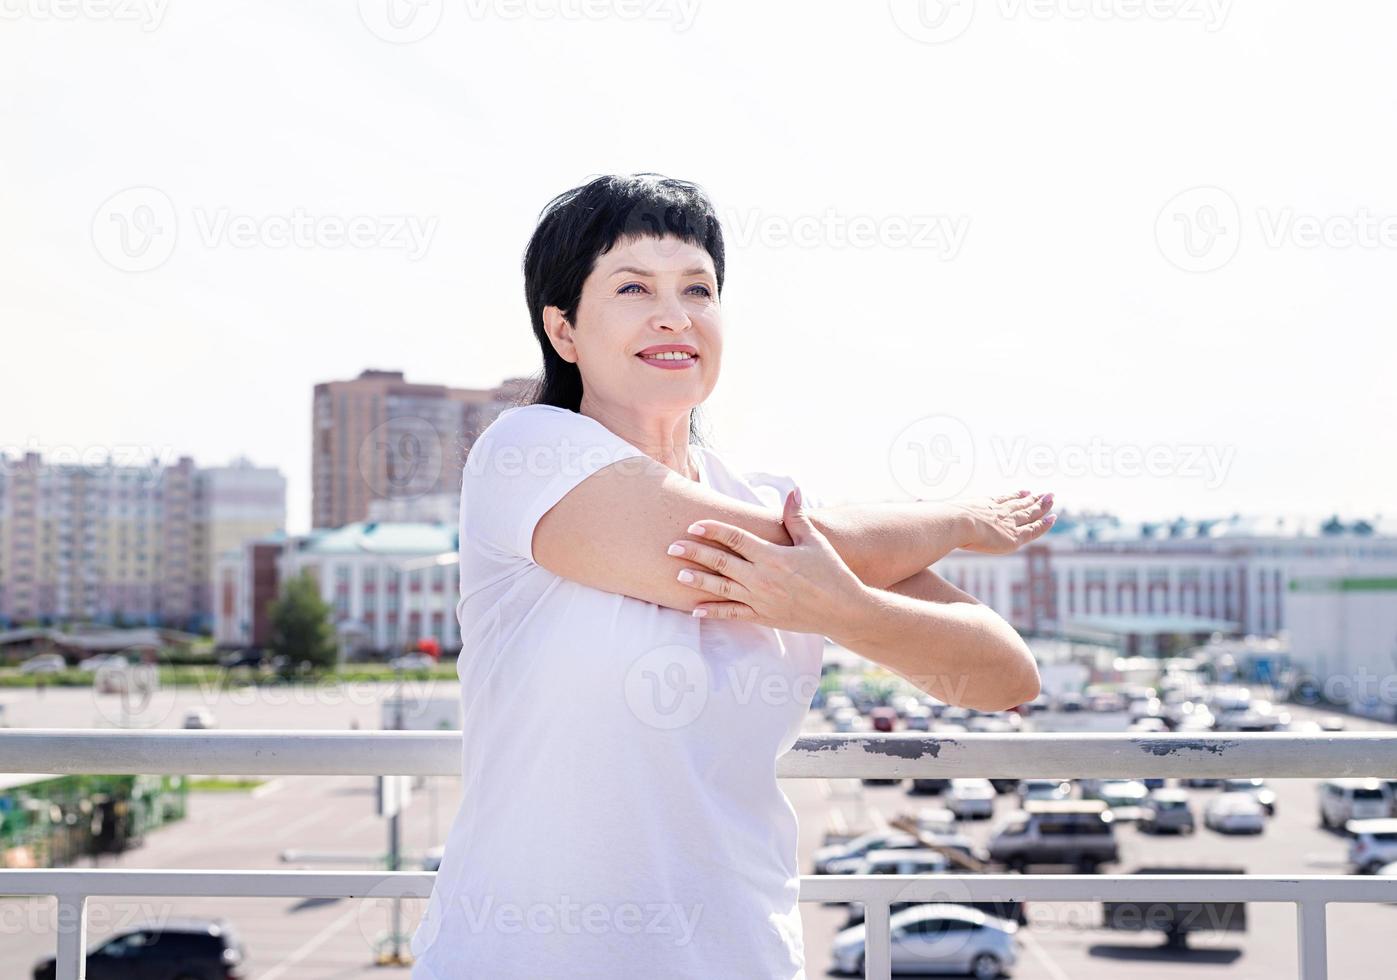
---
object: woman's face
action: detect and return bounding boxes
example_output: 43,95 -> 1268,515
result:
552,233 -> 722,416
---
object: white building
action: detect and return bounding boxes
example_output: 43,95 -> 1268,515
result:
935,513 -> 1397,671
214,520 -> 460,656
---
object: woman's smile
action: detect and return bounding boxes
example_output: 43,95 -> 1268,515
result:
636,343 -> 700,370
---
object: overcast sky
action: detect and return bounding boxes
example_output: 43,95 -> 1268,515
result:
3,1 -> 1393,534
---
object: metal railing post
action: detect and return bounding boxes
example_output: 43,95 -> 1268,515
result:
54,891 -> 88,980
862,900 -> 892,980
1297,899 -> 1328,980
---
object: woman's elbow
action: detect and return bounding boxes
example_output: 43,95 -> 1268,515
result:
969,640 -> 1041,712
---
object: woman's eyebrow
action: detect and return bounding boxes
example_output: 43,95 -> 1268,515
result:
610,265 -> 712,278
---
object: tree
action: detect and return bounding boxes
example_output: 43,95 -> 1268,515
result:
267,570 -> 338,676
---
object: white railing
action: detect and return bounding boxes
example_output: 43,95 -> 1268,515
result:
2,730 -> 1396,980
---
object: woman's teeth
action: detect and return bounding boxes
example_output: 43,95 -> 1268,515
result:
641,352 -> 694,360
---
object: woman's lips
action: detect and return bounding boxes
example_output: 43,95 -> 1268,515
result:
636,354 -> 698,371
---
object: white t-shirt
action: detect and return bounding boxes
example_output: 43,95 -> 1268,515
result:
410,403 -> 826,980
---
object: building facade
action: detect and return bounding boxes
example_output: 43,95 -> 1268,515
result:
0,453 -> 285,632
214,521 -> 461,657
311,370 -> 530,531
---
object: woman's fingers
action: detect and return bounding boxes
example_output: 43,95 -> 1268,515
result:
675,565 -> 750,602
667,539 -> 752,581
691,601 -> 760,622
684,519 -> 771,561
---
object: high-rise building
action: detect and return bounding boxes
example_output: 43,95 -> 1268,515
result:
0,453 -> 285,631
311,370 -> 531,530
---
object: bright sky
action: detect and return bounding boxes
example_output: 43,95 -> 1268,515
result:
3,1 -> 1393,535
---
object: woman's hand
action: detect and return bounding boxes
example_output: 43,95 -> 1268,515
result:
665,487 -> 871,631
951,489 -> 1057,555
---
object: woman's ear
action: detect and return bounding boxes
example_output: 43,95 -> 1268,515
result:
542,306 -> 576,364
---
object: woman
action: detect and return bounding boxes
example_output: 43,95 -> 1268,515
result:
410,174 -> 1046,978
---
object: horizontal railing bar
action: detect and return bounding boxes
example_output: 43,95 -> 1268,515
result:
1,870 -> 1394,904
2,730 -> 1396,778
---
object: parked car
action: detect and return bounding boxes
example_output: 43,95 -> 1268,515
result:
1092,780 -> 1150,822
904,706 -> 933,731
1221,778 -> 1277,816
1214,699 -> 1290,732
1128,717 -> 1169,733
18,653 -> 66,674
79,654 -> 126,672
850,848 -> 951,877
1348,819 -> 1397,873
814,831 -> 924,875
911,777 -> 951,795
988,801 -> 1119,873
947,779 -> 997,820
182,706 -> 217,729
823,693 -> 854,720
831,904 -> 1018,978
1054,692 -> 1085,713
915,807 -> 958,836
1205,792 -> 1267,834
32,917 -> 248,980
1138,789 -> 1196,834
1017,779 -> 1071,804
1319,778 -> 1394,831
869,706 -> 899,733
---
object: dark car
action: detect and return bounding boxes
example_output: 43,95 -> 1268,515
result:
33,917 -> 247,980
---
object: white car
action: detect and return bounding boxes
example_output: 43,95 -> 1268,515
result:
832,904 -> 1019,978
852,849 -> 952,877
19,653 -> 66,674
79,654 -> 124,672
1094,780 -> 1150,822
947,779 -> 997,820
1205,792 -> 1267,834
1348,819 -> 1397,873
1017,779 -> 1071,804
1319,778 -> 1393,831
814,831 -> 923,875
1221,777 -> 1277,815
1128,717 -> 1169,733
916,807 -> 957,836
904,706 -> 933,731
823,693 -> 854,720
389,653 -> 436,670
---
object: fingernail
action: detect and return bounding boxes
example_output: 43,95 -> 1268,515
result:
667,543 -> 685,556
1018,489 -> 1030,496
687,523 -> 706,535
1042,492 -> 1054,507
794,487 -> 802,508
677,569 -> 695,583
1045,513 -> 1058,525
692,607 -> 707,618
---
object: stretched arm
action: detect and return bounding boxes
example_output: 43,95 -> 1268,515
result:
827,569 -> 1041,711
808,492 -> 1056,591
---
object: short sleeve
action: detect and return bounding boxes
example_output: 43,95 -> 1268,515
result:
461,405 -> 650,564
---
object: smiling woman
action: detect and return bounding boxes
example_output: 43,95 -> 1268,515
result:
409,174 -> 1042,980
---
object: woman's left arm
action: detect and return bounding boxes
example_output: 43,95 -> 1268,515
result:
807,491 -> 1056,590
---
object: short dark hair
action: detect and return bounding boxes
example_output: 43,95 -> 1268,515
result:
519,173 -> 725,438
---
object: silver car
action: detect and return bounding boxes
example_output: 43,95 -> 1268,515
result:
833,903 -> 1018,977
1139,789 -> 1196,834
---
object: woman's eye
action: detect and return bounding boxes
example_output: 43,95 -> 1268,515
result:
618,283 -> 644,294
688,284 -> 713,298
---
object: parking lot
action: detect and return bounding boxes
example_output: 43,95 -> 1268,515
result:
1,678 -> 1394,977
